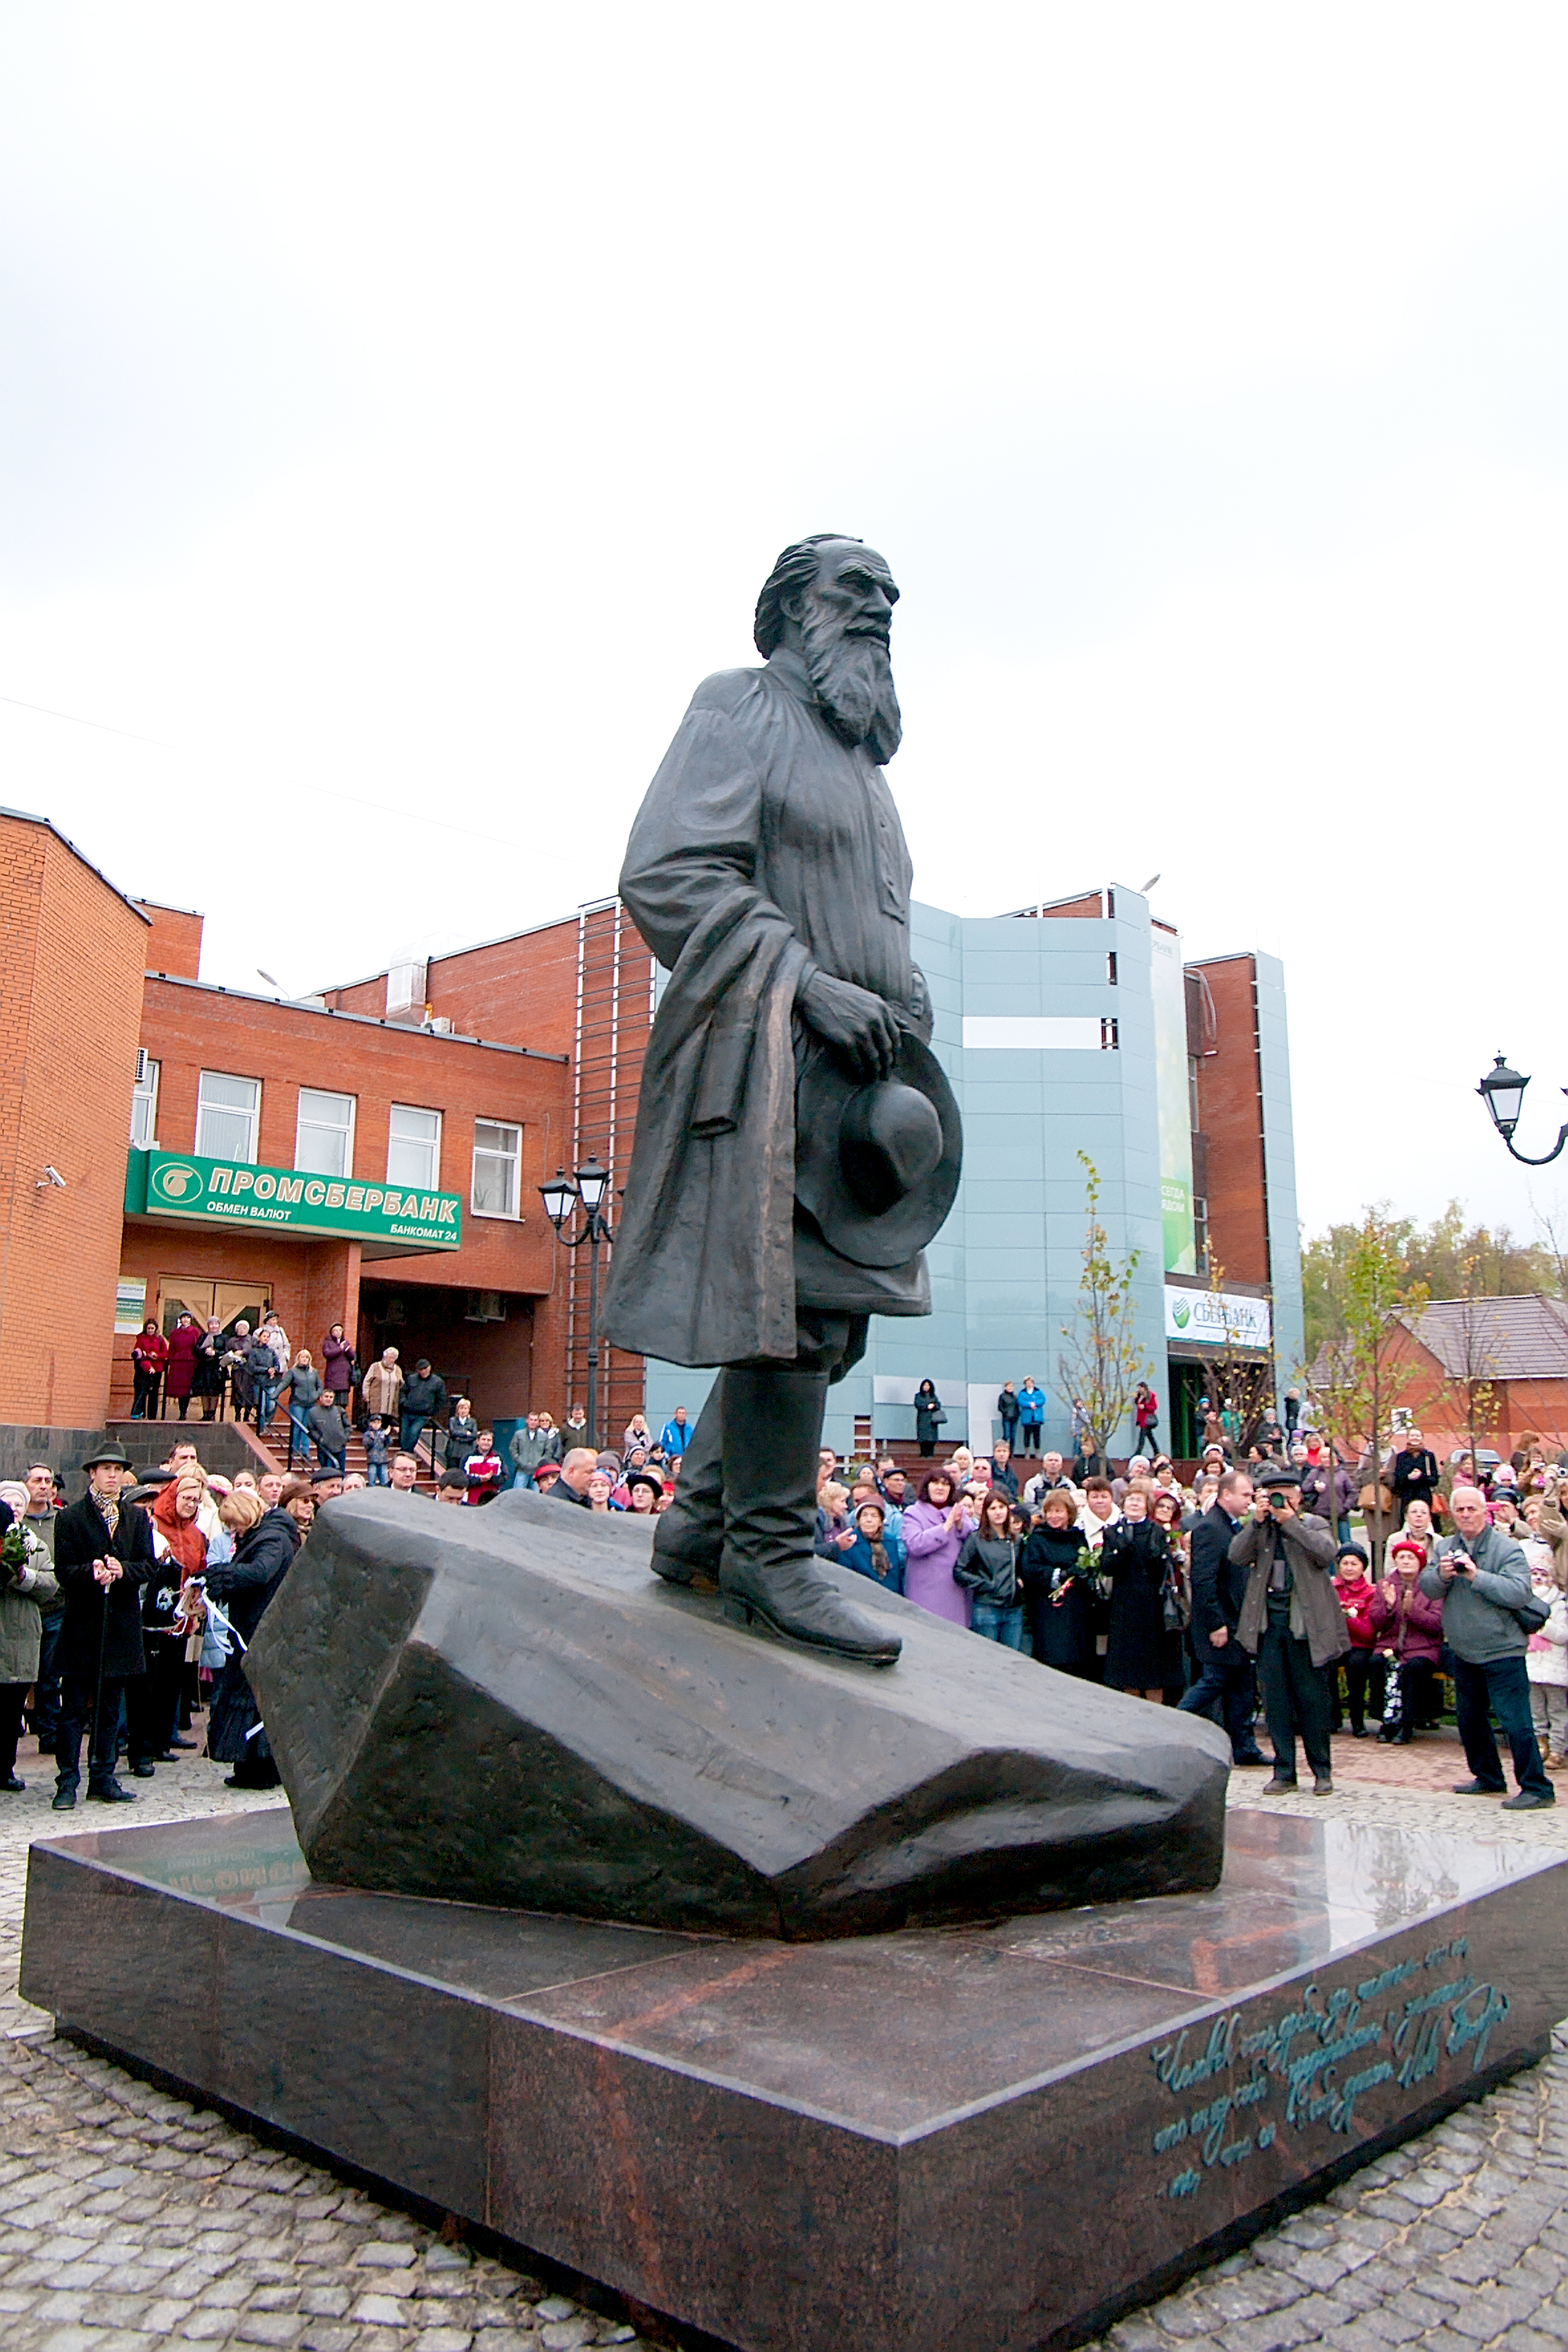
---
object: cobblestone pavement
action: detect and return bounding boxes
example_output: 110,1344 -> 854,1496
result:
4,1729 -> 1568,2349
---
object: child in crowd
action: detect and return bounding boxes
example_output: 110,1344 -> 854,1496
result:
1525,1543 -> 1568,1770
463,1431 -> 504,1505
362,1417 -> 390,1486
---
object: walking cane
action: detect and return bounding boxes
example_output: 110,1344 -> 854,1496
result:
90,1557 -> 112,1791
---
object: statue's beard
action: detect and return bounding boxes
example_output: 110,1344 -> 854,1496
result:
799,610 -> 902,763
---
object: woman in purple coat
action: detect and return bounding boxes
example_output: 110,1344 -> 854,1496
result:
321,1323 -> 356,1406
900,1468 -> 977,1628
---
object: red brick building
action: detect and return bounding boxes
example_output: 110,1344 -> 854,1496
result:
0,810 -> 150,1427
117,967 -> 571,1423
1377,1296 -> 1568,1462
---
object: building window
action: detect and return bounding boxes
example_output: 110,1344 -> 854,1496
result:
472,1120 -> 520,1218
196,1071 -> 260,1162
295,1089 -> 356,1179
388,1103 -> 441,1190
130,1058 -> 160,1149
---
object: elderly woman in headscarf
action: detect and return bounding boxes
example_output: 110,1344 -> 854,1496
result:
842,1498 -> 905,1595
204,1486 -> 301,1790
125,1473 -> 208,1776
0,1478 -> 58,1793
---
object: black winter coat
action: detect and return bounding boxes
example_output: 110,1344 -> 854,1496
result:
205,1510 -> 301,1765
1020,1524 -> 1097,1676
1102,1518 -> 1174,1691
401,1372 -> 447,1421
53,1494 -> 156,1678
1389,1448 -> 1439,1514
1187,1502 -> 1251,1643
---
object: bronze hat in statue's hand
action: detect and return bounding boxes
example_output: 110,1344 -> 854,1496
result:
795,1032 -> 961,1269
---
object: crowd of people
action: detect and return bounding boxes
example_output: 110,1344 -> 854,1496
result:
0,1437 -> 346,1808
15,1368 -> 1567,1818
809,1409 -> 1568,1811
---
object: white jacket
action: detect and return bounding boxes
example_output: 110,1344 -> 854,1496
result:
1526,1579 -> 1568,1687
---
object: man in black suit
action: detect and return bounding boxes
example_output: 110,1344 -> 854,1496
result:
1177,1466 -> 1269,1764
51,1444 -> 155,1810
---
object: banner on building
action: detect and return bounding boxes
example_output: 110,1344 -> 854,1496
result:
125,1148 -> 462,1252
114,1277 -> 148,1333
1150,926 -> 1198,1277
1164,1285 -> 1272,1350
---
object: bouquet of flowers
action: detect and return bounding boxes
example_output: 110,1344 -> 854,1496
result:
0,1520 -> 42,1587
1052,1545 -> 1110,1605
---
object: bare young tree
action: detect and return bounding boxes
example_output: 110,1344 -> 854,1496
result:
1441,1255 -> 1502,1475
1057,1152 -> 1153,1472
1203,1257 -> 1274,1457
1310,1210 -> 1430,1558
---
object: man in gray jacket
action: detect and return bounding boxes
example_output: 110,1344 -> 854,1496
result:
509,1414 -> 557,1490
1419,1484 -> 1553,1808
1231,1460 -> 1348,1796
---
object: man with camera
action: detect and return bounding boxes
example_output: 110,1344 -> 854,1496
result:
1229,1459 -> 1349,1796
1419,1484 -> 1554,1809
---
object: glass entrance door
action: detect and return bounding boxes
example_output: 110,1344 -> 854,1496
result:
157,1277 -> 272,1340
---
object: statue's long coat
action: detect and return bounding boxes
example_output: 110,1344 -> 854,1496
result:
602,649 -> 929,1369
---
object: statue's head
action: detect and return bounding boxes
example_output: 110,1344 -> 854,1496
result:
753,534 -> 902,763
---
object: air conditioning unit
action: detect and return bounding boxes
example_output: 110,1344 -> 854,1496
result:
134,1048 -> 148,1085
426,1016 -> 453,1035
465,1291 -> 507,1323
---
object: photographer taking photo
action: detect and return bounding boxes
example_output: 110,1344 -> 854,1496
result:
1229,1459 -> 1350,1796
1421,1485 -> 1554,1809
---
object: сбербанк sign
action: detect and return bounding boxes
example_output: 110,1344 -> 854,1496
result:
125,1148 -> 461,1252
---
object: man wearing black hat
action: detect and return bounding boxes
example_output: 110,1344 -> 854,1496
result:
1229,1460 -> 1350,1796
51,1444 -> 156,1808
603,536 -> 961,1665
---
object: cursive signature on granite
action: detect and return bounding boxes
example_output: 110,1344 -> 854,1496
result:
1150,1937 -> 1499,2201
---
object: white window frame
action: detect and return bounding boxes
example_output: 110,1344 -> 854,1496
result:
196,1071 -> 260,1162
387,1103 -> 441,1190
295,1088 -> 356,1180
471,1119 -> 522,1219
130,1058 -> 160,1150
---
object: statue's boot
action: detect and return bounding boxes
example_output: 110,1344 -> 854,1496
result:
716,1365 -> 902,1666
649,1379 -> 724,1591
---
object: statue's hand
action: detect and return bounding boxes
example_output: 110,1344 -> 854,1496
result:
799,971 -> 900,1082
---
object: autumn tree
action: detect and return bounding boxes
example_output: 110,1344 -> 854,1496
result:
1058,1153 -> 1152,1470
1304,1200 -> 1558,1359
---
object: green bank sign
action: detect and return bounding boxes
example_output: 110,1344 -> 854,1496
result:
125,1148 -> 461,1252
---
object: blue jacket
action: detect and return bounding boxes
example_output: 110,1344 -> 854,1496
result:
660,1418 -> 692,1457
1016,1383 -> 1045,1427
843,1527 -> 905,1594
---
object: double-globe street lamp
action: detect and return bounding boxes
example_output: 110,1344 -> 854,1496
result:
538,1153 -> 614,1449
1477,1054 -> 1568,1167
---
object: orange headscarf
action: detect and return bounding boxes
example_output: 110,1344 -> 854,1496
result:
151,1476 -> 208,1583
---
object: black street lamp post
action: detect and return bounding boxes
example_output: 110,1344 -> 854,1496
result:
1477,1054 -> 1568,1167
538,1154 -> 615,1449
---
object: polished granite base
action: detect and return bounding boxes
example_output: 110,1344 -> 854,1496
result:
21,1808 -> 1568,2352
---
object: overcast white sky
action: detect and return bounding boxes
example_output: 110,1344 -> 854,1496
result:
3,5 -> 1567,1241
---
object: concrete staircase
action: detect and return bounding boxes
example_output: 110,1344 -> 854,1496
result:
248,1416 -> 441,1494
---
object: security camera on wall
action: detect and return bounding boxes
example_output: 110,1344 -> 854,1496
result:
38,1166 -> 66,1190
